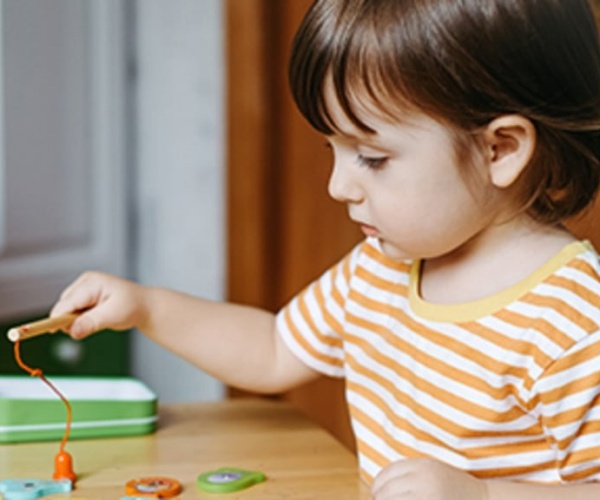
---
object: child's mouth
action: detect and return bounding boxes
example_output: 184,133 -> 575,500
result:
359,224 -> 379,237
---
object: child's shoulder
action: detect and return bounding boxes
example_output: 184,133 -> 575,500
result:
538,239 -> 600,335
562,239 -> 600,283
564,240 -> 600,296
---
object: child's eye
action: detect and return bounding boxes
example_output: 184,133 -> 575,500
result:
357,154 -> 388,170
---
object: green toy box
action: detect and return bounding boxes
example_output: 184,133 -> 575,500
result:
0,376 -> 157,443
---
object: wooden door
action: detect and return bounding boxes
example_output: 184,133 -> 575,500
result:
226,0 -> 360,451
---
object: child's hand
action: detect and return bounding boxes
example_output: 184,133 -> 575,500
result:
371,458 -> 488,500
50,271 -> 149,339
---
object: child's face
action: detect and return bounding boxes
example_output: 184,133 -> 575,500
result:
324,89 -> 501,261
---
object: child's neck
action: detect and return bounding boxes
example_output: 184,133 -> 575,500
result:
419,216 -> 576,305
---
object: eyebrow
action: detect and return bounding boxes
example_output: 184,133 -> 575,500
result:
326,132 -> 395,154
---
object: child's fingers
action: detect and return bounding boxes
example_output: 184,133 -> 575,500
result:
50,289 -> 100,320
68,312 -> 100,339
68,299 -> 118,339
50,272 -> 106,318
58,271 -> 99,300
49,271 -> 133,338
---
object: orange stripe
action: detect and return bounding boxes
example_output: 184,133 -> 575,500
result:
492,309 -> 573,352
561,462 -> 600,482
348,295 -> 533,382
348,289 -> 404,317
542,403 -> 600,434
313,279 -> 345,335
351,403 -> 432,456
539,372 -> 600,409
345,324 -> 520,407
470,460 -> 557,480
542,338 -> 600,380
523,293 -> 599,334
296,289 -> 342,349
355,265 -> 409,295
356,436 -> 390,468
567,256 -> 600,277
340,247 -> 353,282
346,360 -> 540,440
363,242 -> 410,273
352,393 -> 548,459
345,313 -> 528,404
355,438 -> 389,485
546,274 -> 600,308
556,419 -> 600,453
283,306 -> 343,368
560,442 -> 600,469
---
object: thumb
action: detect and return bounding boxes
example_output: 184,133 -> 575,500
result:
69,310 -> 105,339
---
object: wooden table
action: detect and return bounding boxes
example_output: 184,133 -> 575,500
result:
1,398 -> 370,499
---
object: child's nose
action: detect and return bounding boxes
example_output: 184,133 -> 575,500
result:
327,163 -> 363,204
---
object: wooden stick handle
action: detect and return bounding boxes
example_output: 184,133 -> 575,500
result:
7,313 -> 80,342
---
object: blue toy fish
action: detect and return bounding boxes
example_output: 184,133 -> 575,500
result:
0,479 -> 72,500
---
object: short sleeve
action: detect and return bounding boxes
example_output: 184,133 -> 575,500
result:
531,330 -> 600,482
275,241 -> 365,378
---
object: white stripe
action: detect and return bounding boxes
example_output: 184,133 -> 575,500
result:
358,452 -> 384,480
0,415 -> 157,433
535,344 -> 600,394
348,365 -> 537,451
344,311 -> 530,403
351,400 -> 557,473
481,312 -> 568,360
557,260 -> 600,297
276,319 -> 344,377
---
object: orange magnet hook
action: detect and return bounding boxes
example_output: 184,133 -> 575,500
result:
53,451 -> 77,484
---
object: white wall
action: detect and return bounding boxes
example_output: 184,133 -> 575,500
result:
131,0 -> 226,402
0,1 -> 128,321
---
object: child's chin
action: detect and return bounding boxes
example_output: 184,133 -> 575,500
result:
378,240 -> 411,261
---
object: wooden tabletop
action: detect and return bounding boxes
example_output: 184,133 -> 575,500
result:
2,398 -> 370,499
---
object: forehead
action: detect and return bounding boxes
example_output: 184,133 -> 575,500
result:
321,76 -> 447,142
322,76 -> 408,134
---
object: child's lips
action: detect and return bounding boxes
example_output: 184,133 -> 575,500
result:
359,223 -> 379,237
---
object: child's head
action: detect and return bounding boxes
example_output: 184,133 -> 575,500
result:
290,0 -> 600,225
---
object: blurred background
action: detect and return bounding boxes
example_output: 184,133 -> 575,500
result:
0,0 -> 227,403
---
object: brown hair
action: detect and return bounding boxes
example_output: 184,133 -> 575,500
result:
289,0 -> 600,224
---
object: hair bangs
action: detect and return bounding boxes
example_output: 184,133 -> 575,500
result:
289,0 -> 415,136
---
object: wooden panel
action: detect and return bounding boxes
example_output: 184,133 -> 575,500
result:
275,0 -> 360,452
226,0 -> 280,309
277,3 -> 362,304
226,0 -> 361,451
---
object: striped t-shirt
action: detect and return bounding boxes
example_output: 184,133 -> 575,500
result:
276,237 -> 600,485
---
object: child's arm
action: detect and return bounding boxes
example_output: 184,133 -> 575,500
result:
371,458 -> 600,499
50,271 -> 319,393
486,480 -> 600,499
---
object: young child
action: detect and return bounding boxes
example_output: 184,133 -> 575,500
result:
50,0 -> 600,498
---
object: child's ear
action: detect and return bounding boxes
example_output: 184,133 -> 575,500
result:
483,115 -> 536,188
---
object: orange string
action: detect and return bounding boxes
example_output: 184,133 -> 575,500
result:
14,340 -> 72,453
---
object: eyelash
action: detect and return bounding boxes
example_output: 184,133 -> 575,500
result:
357,155 -> 388,170
324,142 -> 388,170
